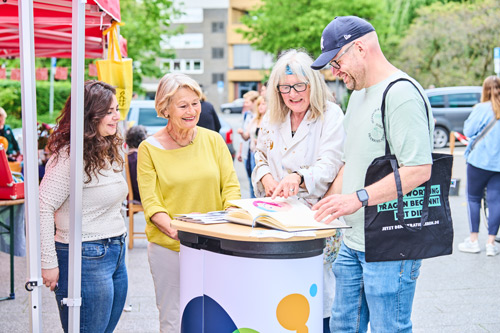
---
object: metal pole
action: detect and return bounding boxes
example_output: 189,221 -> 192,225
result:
49,57 -> 56,115
18,0 -> 43,332
65,0 -> 85,331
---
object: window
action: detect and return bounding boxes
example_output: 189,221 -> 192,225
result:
160,59 -> 204,74
172,8 -> 203,24
212,73 -> 224,84
138,108 -> 167,127
212,47 -> 224,59
447,93 -> 480,108
161,33 -> 203,49
233,45 -> 251,69
233,44 -> 273,69
212,22 -> 225,33
429,95 -> 445,108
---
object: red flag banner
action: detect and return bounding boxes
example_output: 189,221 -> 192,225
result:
36,68 -> 49,81
0,68 -> 5,79
54,67 -> 68,80
10,68 -> 21,81
88,63 -> 97,77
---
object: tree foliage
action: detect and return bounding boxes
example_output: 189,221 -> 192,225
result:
394,0 -> 499,87
239,0 -> 472,71
118,0 -> 182,92
239,0 -> 387,58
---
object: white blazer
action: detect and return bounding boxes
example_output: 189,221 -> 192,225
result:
252,101 -> 345,204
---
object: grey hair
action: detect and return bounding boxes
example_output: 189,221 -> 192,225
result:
155,73 -> 202,119
266,49 -> 333,123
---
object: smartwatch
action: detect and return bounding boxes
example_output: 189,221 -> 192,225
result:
356,189 -> 369,207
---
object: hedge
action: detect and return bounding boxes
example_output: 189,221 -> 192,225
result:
0,80 -> 71,125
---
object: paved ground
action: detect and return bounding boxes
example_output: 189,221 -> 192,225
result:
1,145 -> 499,332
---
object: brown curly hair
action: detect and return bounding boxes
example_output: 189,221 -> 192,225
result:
47,80 -> 124,182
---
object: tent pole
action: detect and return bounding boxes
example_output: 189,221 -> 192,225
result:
18,1 -> 43,332
65,0 -> 85,331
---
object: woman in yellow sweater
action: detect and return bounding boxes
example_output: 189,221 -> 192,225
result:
137,73 -> 240,332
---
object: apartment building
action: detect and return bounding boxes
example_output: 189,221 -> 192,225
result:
143,0 -> 229,109
227,0 -> 273,101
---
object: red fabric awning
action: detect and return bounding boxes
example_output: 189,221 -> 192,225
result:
0,0 -> 121,59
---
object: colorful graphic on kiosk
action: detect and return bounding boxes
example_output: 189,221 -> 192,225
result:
180,284 -> 318,332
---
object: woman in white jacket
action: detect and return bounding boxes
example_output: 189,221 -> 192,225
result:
252,49 -> 345,333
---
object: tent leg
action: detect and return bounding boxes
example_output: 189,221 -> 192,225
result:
18,0 -> 43,332
65,0 -> 86,332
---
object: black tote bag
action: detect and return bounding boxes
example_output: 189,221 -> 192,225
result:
364,78 -> 454,262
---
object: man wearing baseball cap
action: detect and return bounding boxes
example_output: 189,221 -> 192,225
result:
312,16 -> 434,332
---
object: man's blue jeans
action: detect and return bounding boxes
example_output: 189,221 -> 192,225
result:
330,241 -> 421,333
54,234 -> 128,333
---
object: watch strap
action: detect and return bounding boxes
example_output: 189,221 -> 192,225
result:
293,171 -> 304,186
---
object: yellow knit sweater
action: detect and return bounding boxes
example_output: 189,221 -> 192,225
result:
137,127 -> 241,251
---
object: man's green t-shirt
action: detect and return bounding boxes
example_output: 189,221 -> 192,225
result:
342,71 -> 434,252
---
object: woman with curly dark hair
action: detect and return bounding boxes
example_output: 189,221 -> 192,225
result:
39,80 -> 128,332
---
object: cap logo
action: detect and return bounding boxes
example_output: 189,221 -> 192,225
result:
344,34 -> 351,40
320,36 -> 324,51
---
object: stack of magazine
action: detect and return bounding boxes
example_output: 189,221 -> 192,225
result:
175,198 -> 350,232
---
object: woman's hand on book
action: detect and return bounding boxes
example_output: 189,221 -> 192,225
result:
261,174 -> 279,197
271,173 -> 301,199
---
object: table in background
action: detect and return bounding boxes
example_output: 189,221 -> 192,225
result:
0,198 -> 25,301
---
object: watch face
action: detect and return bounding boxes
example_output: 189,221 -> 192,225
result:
357,189 -> 369,202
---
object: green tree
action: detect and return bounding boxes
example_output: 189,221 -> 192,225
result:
394,0 -> 499,87
120,0 -> 182,92
381,0 -> 469,59
239,0 -> 387,58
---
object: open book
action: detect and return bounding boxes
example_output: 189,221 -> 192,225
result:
227,198 -> 350,232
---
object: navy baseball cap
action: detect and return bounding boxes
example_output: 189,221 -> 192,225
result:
311,16 -> 375,70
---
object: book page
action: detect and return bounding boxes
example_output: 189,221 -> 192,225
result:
228,198 -> 349,231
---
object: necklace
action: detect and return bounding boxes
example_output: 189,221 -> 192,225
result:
167,127 -> 195,147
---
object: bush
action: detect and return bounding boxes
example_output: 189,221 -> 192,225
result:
0,80 -> 71,126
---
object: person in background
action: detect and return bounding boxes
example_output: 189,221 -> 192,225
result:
248,96 -> 268,170
137,73 -> 241,332
126,125 -> 148,203
197,92 -> 221,132
259,82 -> 267,97
39,80 -> 128,332
236,90 -> 260,198
239,96 -> 268,182
459,75 -> 500,256
0,107 -> 21,161
311,16 -> 433,332
252,49 -> 345,332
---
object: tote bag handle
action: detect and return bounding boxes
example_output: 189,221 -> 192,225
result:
380,78 -> 433,231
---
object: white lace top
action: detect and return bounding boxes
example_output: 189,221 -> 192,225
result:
39,151 -> 127,269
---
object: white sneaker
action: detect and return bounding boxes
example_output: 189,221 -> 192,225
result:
458,237 -> 481,253
486,243 -> 499,256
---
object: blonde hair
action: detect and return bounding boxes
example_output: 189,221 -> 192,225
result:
254,96 -> 266,122
155,73 -> 202,119
481,75 -> 500,119
0,107 -> 6,119
243,90 -> 259,103
267,49 -> 333,124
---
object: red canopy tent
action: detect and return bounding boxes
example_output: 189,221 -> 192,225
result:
0,0 -> 122,59
0,1 -> 122,332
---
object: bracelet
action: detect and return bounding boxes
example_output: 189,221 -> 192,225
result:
293,171 -> 304,186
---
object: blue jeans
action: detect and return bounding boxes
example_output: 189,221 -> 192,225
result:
55,234 -> 128,333
331,241 -> 421,333
466,163 -> 500,235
